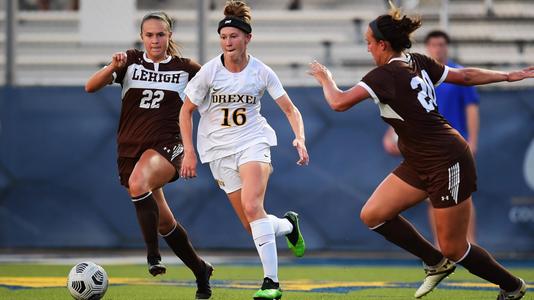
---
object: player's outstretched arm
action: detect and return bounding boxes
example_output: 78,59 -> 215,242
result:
307,61 -> 369,111
85,52 -> 127,93
179,97 -> 199,179
275,94 -> 309,166
446,66 -> 534,86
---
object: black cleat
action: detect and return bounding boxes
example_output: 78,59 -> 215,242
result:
147,255 -> 166,277
195,260 -> 214,299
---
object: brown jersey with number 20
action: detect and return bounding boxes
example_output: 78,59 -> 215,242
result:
359,53 -> 469,172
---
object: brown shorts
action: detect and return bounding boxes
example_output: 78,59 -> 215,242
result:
117,140 -> 184,188
393,149 -> 477,208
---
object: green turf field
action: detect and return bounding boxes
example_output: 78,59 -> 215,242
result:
0,263 -> 532,299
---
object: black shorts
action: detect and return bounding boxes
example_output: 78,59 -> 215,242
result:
393,149 -> 477,208
117,139 -> 184,188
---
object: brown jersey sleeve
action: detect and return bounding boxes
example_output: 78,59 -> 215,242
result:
113,49 -> 138,85
411,53 -> 447,86
361,67 -> 396,104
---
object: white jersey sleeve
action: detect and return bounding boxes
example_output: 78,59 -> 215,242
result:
184,63 -> 211,105
264,66 -> 286,100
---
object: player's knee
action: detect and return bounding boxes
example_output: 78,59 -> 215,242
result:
439,240 -> 468,261
128,173 -> 149,196
242,201 -> 264,220
360,205 -> 382,228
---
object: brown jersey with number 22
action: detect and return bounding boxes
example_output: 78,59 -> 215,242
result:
113,49 -> 201,157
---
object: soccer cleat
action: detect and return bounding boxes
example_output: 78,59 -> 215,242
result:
496,278 -> 527,300
195,260 -> 214,299
253,277 -> 282,300
147,255 -> 166,276
414,258 -> 456,298
284,211 -> 305,257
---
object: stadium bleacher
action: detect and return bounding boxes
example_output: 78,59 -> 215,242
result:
0,0 -> 533,87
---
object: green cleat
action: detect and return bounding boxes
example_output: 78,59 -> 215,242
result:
284,211 -> 305,257
253,277 -> 282,300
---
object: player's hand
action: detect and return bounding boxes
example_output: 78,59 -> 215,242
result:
508,66 -> 534,82
307,60 -> 332,85
110,52 -> 127,70
180,150 -> 197,179
293,138 -> 309,166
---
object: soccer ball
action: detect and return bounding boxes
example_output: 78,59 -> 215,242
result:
67,262 -> 109,300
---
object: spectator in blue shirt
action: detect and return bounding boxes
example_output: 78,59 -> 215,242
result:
383,30 -> 479,244
426,30 -> 480,154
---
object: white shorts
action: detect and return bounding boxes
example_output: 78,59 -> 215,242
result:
209,143 -> 272,194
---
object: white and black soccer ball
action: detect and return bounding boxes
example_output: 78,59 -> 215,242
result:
67,262 -> 109,300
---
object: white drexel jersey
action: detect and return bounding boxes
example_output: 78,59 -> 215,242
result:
185,54 -> 286,163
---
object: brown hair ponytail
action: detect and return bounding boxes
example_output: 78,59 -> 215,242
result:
223,1 -> 252,24
371,2 -> 421,52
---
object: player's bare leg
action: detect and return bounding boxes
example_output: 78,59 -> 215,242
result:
229,178 -> 303,258
467,204 -> 477,244
131,152 -> 213,298
428,200 -> 477,248
361,173 -> 427,226
434,197 -> 526,300
237,161 -> 282,300
227,190 -> 252,233
433,198 -> 471,261
228,181 -> 298,253
361,173 -> 454,298
130,150 -> 175,196
427,201 -> 439,248
129,150 -> 175,277
238,162 -> 270,222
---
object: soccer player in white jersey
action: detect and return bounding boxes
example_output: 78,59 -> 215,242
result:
179,1 -> 309,299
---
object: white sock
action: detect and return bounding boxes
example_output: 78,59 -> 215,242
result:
268,215 -> 293,237
250,217 -> 278,282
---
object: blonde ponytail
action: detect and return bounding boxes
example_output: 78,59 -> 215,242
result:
140,11 -> 182,58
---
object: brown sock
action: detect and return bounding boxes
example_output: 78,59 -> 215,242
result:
132,192 -> 160,259
163,221 -> 203,277
458,244 -> 519,292
372,215 -> 443,266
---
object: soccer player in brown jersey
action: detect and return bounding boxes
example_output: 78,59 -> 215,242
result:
85,12 -> 212,299
308,4 -> 532,300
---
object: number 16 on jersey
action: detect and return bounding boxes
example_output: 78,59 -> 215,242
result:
221,108 -> 247,127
